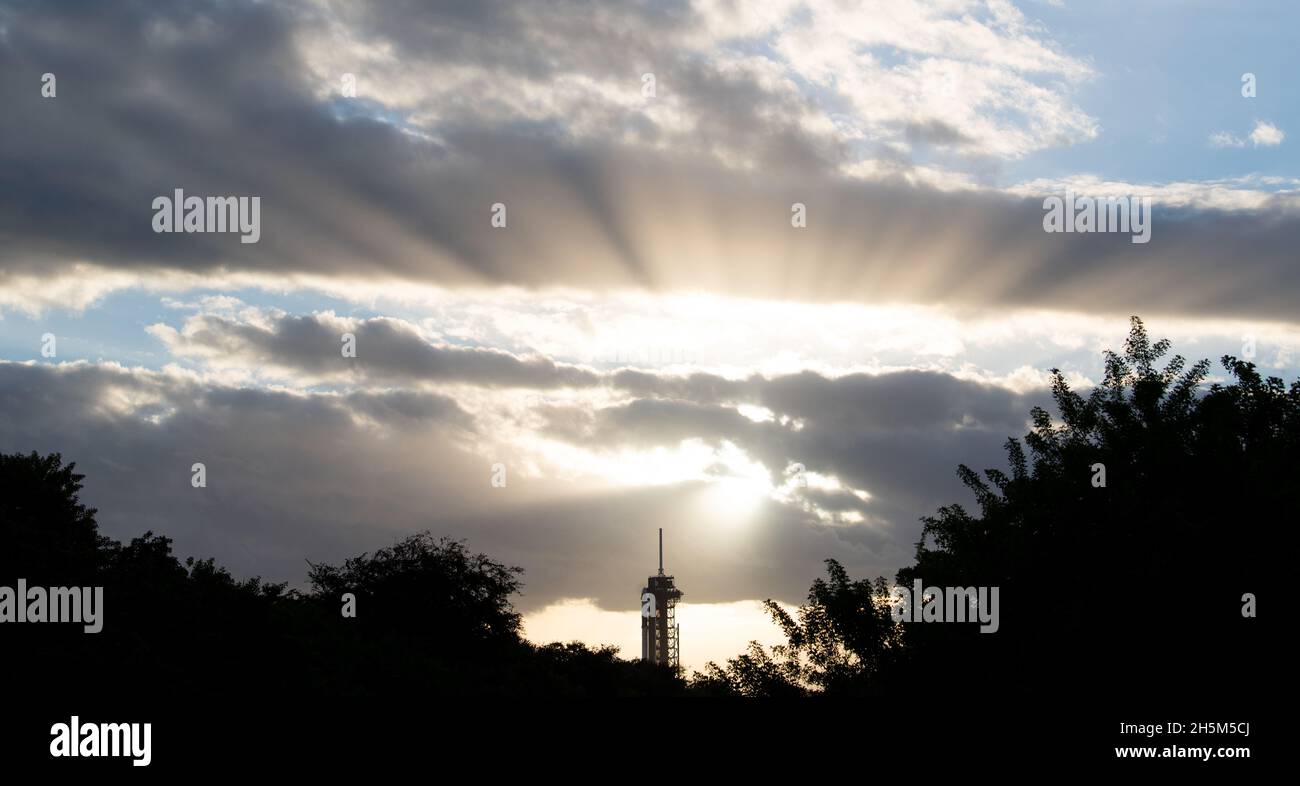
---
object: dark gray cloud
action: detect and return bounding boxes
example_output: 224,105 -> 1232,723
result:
0,358 -> 1045,609
149,305 -> 1045,537
327,0 -> 695,78
567,369 -> 1039,526
155,311 -> 602,388
151,312 -> 1040,481
904,119 -> 976,149
610,369 -> 750,402
2,0 -> 1298,320
0,360 -> 479,582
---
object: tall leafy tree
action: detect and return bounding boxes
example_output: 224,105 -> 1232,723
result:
701,318 -> 1284,697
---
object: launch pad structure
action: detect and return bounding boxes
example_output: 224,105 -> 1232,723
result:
640,528 -> 683,669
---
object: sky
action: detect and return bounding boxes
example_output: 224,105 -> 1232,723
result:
2,0 -> 1299,674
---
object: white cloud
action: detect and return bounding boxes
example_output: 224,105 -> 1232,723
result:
1249,119 -> 1285,147
1209,120 -> 1285,149
1007,172 -> 1300,212
300,0 -> 1098,170
1209,131 -> 1246,149
772,0 -> 1098,161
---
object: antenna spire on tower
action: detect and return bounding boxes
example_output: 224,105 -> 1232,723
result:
658,527 -> 664,575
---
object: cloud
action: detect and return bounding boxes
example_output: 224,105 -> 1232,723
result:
0,359 -> 481,580
1007,173 -> 1300,212
303,0 -> 1097,162
1209,120 -> 1285,150
1209,131 -> 1246,149
0,355 -> 1048,609
2,0 -> 1299,323
593,368 -> 1040,519
137,305 -> 1046,539
148,309 -> 603,389
1249,120 -> 1285,147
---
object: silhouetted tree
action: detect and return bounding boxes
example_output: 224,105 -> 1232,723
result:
307,532 -> 523,646
692,564 -> 900,696
705,317 -> 1282,698
0,451 -> 105,585
1,453 -> 686,699
690,642 -> 808,697
898,317 -> 1281,698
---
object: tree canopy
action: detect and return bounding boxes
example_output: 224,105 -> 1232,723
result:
698,318 -> 1282,697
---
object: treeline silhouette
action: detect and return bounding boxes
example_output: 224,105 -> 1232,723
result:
694,318 -> 1282,697
1,455 -> 683,699
1,318 -> 1284,699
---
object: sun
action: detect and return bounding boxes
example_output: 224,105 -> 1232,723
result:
697,443 -> 774,521
704,474 -> 769,514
